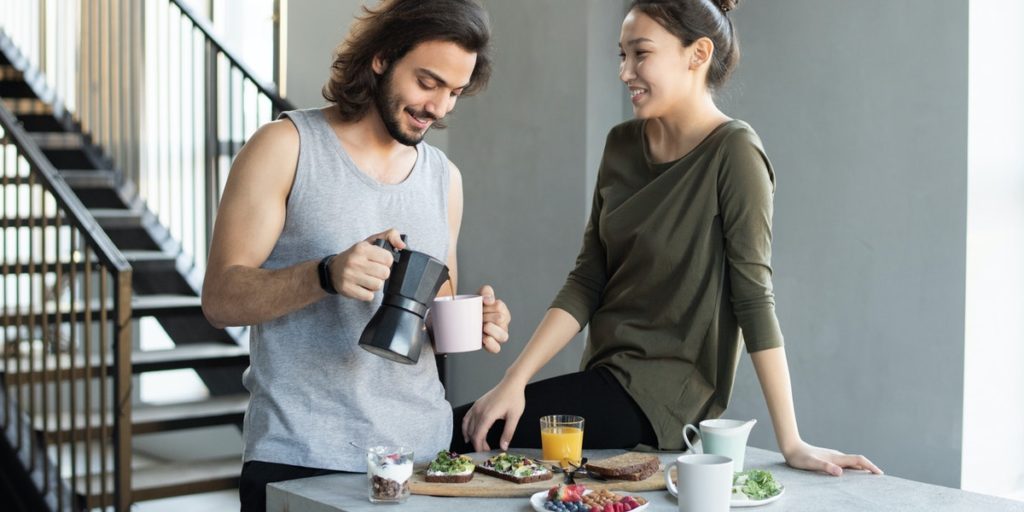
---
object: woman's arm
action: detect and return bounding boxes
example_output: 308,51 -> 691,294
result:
750,347 -> 883,475
462,308 -> 580,451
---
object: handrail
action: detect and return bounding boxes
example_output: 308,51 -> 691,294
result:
1,99 -> 135,509
0,1 -> 295,508
169,0 -> 293,115
0,104 -> 130,274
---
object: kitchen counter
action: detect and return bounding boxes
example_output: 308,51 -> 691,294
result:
266,447 -> 1024,511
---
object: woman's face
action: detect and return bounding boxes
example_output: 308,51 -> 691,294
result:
618,9 -> 701,119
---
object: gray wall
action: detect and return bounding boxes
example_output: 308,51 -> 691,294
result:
283,0 -> 360,109
444,0 -> 627,406
719,0 -> 968,488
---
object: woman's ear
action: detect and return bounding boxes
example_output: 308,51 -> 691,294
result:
689,37 -> 715,70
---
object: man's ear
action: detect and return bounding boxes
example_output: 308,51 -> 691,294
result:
372,53 -> 389,75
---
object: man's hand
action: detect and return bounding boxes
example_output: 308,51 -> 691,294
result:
478,285 -> 510,352
330,229 -> 407,301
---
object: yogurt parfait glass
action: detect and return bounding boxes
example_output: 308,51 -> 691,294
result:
366,446 -> 414,503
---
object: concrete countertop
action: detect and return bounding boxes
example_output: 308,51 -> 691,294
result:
267,447 -> 1024,511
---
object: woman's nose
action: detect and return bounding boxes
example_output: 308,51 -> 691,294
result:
619,62 -> 635,83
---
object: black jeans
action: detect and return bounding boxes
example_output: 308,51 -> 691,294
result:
450,366 -> 657,453
239,460 -> 343,512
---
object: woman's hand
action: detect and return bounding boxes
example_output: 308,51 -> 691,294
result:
461,378 -> 526,452
782,440 -> 883,476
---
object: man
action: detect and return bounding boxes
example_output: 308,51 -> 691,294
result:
200,1 -> 510,510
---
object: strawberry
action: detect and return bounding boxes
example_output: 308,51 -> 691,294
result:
548,484 -> 586,503
547,486 -> 560,501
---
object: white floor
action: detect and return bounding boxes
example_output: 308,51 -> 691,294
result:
132,489 -> 239,512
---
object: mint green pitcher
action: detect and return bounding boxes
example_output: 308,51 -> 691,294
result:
682,418 -> 756,471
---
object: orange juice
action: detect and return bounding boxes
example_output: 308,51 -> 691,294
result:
541,426 -> 584,465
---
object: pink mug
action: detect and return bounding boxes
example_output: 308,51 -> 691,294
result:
430,295 -> 483,354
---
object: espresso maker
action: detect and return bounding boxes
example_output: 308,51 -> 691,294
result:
358,236 -> 449,364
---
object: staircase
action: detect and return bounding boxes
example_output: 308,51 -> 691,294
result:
0,1 -> 291,510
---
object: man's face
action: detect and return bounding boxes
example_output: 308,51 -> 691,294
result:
373,40 -> 478,146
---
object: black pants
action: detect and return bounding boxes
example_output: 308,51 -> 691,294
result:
450,366 -> 657,453
239,460 -> 343,512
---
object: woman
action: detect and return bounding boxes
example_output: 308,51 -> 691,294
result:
452,0 -> 881,476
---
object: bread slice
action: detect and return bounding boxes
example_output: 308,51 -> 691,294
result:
475,453 -> 553,484
585,453 -> 659,481
424,470 -> 475,484
423,451 -> 476,483
475,464 -> 553,484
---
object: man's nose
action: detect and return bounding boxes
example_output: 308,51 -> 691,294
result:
424,92 -> 450,119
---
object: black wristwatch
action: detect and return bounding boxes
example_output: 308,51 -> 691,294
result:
318,254 -> 339,295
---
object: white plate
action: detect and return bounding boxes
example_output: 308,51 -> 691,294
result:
730,485 -> 785,507
530,489 -> 650,512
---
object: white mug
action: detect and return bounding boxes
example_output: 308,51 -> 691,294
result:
430,295 -> 483,354
665,454 -> 733,512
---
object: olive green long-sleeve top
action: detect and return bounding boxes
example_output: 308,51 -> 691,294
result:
550,119 -> 784,450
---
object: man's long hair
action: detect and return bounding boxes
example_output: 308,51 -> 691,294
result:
322,0 -> 492,123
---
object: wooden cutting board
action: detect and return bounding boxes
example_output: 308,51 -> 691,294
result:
409,464 -> 667,498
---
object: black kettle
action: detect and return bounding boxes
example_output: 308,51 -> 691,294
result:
358,236 -> 449,364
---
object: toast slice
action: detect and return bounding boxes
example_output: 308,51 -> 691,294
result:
424,471 -> 475,483
424,451 -> 476,483
585,452 -> 659,481
476,453 -> 553,484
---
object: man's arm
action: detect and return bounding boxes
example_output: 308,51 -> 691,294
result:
201,119 -> 319,328
201,119 -> 402,328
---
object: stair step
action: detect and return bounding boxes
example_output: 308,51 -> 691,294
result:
0,79 -> 36,98
89,208 -> 145,229
122,249 -> 178,274
0,215 -> 62,228
60,169 -> 118,189
3,97 -> 52,115
38,394 -> 249,443
29,131 -> 85,150
132,343 -> 249,372
15,113 -> 64,132
0,342 -> 249,384
132,294 -> 203,317
77,456 -> 241,507
0,64 -> 23,80
4,293 -> 204,326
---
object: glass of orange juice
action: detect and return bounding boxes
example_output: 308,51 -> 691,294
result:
540,415 -> 585,467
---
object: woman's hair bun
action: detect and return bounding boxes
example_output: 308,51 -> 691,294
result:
718,0 -> 739,13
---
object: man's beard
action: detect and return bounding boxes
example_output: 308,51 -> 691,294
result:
374,69 -> 438,147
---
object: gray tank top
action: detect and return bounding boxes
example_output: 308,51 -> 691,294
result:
241,108 -> 452,471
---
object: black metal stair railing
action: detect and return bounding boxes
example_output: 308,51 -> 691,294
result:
1,101 -> 134,510
1,0 -> 293,282
0,0 -> 295,509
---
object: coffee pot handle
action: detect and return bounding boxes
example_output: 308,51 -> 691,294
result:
372,234 -> 407,262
